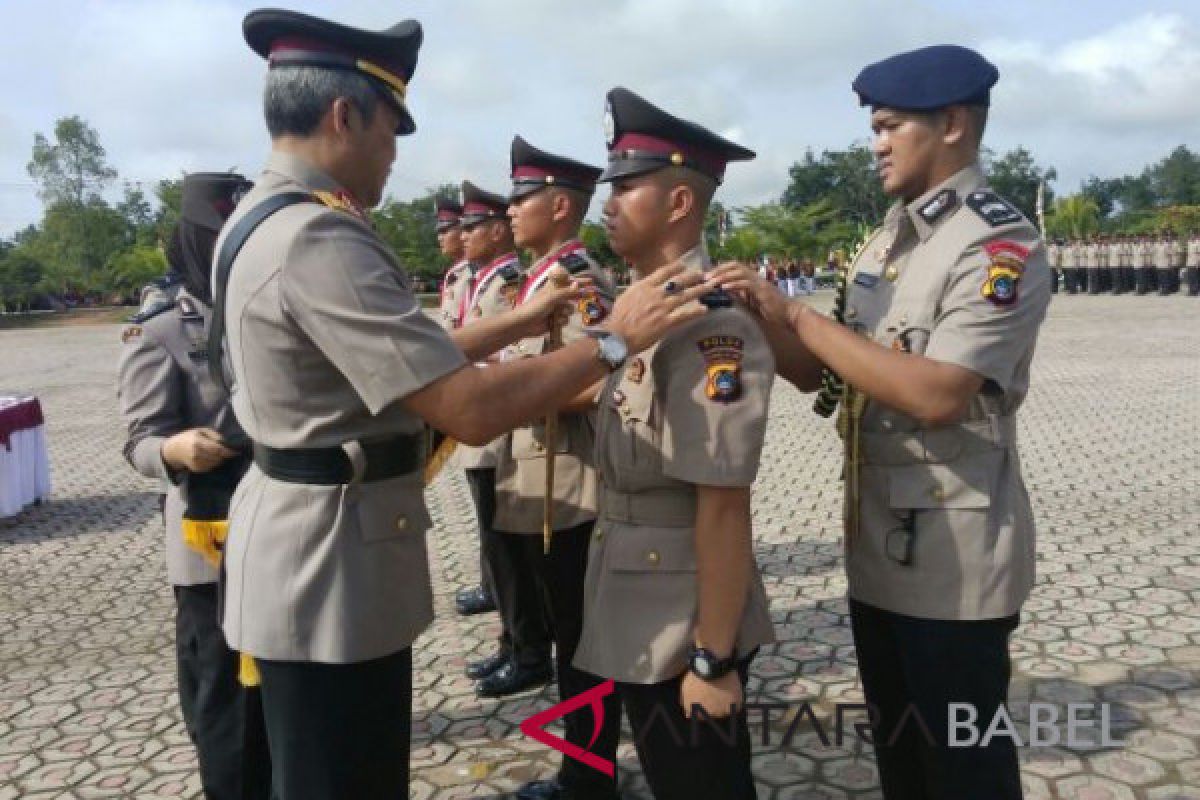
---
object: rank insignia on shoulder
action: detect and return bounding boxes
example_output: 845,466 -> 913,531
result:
500,283 -> 519,304
499,264 -> 522,283
121,325 -> 143,343
312,189 -> 368,222
177,296 -> 201,320
577,290 -> 609,324
446,272 -> 458,285
966,191 -> 1022,227
853,272 -> 880,289
697,335 -> 744,403
698,287 -> 733,309
559,252 -> 590,275
919,188 -> 957,224
981,240 -> 1029,307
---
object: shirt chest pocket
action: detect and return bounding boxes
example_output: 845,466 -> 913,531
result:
611,382 -> 662,476
887,449 -> 999,511
883,309 -> 934,356
353,475 -> 434,544
511,421 -> 570,460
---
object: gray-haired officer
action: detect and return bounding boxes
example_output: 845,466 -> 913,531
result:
435,195 -> 469,331
572,87 -> 777,799
118,172 -> 270,800
495,135 -> 623,800
215,10 -> 715,798
715,45 -> 1050,800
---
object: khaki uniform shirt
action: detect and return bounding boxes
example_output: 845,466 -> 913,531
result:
117,289 -> 240,586
1187,238 -> 1200,268
493,245 -> 615,534
1136,241 -> 1152,269
1153,239 -> 1171,268
217,152 -> 466,663
1108,241 -> 1125,267
573,245 -> 776,684
1060,242 -> 1077,269
453,253 -> 523,470
437,259 -> 470,330
1045,243 -> 1059,268
842,164 -> 1051,621
1083,242 -> 1099,270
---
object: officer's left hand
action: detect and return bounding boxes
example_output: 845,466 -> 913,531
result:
680,670 -> 744,719
709,261 -> 793,329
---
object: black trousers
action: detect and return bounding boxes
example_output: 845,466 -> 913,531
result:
1185,267 -> 1200,296
620,659 -> 758,800
464,467 -> 500,605
175,584 -> 271,800
850,599 -> 1023,800
1158,268 -> 1177,294
1135,268 -> 1151,294
1048,269 -> 1059,294
488,525 -> 553,668
257,649 -> 412,800
496,522 -> 622,797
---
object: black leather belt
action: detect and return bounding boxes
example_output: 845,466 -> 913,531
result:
253,433 -> 424,485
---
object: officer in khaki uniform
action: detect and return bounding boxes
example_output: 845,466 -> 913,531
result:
435,196 -> 470,331
1185,232 -> 1200,296
1135,234 -> 1153,294
1109,234 -> 1128,295
215,11 -> 717,798
452,180 -> 555,693
1060,237 -> 1077,294
1045,239 -> 1059,294
572,88 -> 776,799
118,173 -> 270,800
492,135 -> 622,800
716,46 -> 1049,800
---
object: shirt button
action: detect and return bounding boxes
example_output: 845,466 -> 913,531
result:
645,550 -> 660,567
929,486 -> 945,502
395,515 -> 408,531
534,442 -> 545,453
881,419 -> 893,431
845,307 -> 858,320
898,315 -> 908,327
594,530 -> 604,542
885,266 -> 899,282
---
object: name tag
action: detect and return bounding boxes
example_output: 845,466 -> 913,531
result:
854,272 -> 880,289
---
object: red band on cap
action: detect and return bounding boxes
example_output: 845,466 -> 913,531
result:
269,36 -> 405,80
611,133 -> 727,177
437,210 -> 460,222
464,201 -> 500,216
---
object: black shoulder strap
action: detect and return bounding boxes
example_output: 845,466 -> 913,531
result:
207,192 -> 315,392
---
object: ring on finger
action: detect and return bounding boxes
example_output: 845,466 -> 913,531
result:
663,280 -> 679,295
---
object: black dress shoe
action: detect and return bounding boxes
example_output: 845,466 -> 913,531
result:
465,650 -> 509,680
455,586 -> 496,616
475,659 -> 553,698
516,779 -> 566,799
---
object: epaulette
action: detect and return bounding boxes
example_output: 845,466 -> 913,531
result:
126,300 -> 176,325
499,263 -> 522,284
312,189 -> 369,223
559,252 -> 591,275
965,190 -> 1023,228
698,286 -> 734,310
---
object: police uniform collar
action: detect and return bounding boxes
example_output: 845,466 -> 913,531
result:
902,163 -> 983,242
264,151 -> 344,195
677,242 -> 712,274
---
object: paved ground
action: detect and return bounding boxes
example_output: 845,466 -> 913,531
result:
1,293 -> 1198,799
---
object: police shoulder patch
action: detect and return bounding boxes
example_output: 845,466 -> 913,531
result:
128,300 -> 176,325
980,240 -> 1029,307
559,252 -> 590,275
499,263 -> 522,284
121,324 -> 143,343
577,289 -> 609,325
966,191 -> 1022,228
696,334 -> 744,403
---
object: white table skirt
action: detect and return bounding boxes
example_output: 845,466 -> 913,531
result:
0,397 -> 51,518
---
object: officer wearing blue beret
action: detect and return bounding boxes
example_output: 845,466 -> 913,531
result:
715,44 -> 1049,800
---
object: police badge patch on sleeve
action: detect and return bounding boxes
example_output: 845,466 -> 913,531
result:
981,241 -> 1029,307
697,335 -> 744,403
577,290 -> 609,324
966,191 -> 1022,227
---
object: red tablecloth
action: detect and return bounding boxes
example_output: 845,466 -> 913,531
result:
0,396 -> 51,517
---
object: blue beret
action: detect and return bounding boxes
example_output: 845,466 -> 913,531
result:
853,45 -> 998,111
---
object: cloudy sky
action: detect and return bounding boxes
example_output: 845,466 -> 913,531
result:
0,0 -> 1196,235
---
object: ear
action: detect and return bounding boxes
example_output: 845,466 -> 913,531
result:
551,191 -> 572,224
329,97 -> 356,137
666,182 -> 695,226
942,106 -> 968,146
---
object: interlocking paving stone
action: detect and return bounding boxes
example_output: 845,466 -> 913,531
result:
1,293 -> 1197,798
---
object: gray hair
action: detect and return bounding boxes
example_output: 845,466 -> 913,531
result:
263,66 -> 380,138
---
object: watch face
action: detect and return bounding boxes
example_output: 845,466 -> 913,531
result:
692,653 -> 713,678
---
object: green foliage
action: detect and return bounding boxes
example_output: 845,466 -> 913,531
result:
0,248 -> 46,311
579,221 -> 618,271
27,116 -> 117,208
983,146 -> 1057,222
371,185 -> 459,278
781,144 -> 889,227
1046,195 -> 1100,238
154,178 -> 184,244
105,245 -> 167,293
735,200 -> 856,261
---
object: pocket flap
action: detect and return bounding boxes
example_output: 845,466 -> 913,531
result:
887,451 -> 997,510
608,527 -> 696,573
511,423 -> 570,459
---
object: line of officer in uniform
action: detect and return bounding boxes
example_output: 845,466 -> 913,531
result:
434,196 -> 471,332
569,88 -> 777,799
716,45 -> 1049,800
1186,232 -> 1200,296
493,134 -> 623,800
454,179 -> 557,697
118,173 -> 270,800
215,10 -> 714,798
1057,232 -> 1194,296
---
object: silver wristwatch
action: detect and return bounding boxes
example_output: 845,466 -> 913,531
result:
584,327 -> 628,371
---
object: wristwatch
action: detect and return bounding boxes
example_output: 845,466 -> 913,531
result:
584,327 -> 628,372
688,645 -> 737,681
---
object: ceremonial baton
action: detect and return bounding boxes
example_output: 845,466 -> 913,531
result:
542,267 -> 572,554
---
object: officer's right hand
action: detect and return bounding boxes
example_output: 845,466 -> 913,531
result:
604,262 -> 712,353
709,261 -> 793,329
515,278 -> 591,337
162,428 -> 238,474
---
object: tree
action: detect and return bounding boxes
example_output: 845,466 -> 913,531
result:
105,244 -> 167,295
1147,146 -> 1200,208
1047,195 -> 1100,239
117,183 -> 156,246
984,146 -> 1056,223
738,200 -> 856,261
579,221 -> 618,269
0,248 -> 46,311
781,144 -> 889,227
371,187 -> 456,278
27,116 -> 117,208
154,177 -> 184,244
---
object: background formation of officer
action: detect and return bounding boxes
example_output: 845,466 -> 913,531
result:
111,6 -> 1153,800
1047,233 -> 1200,296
